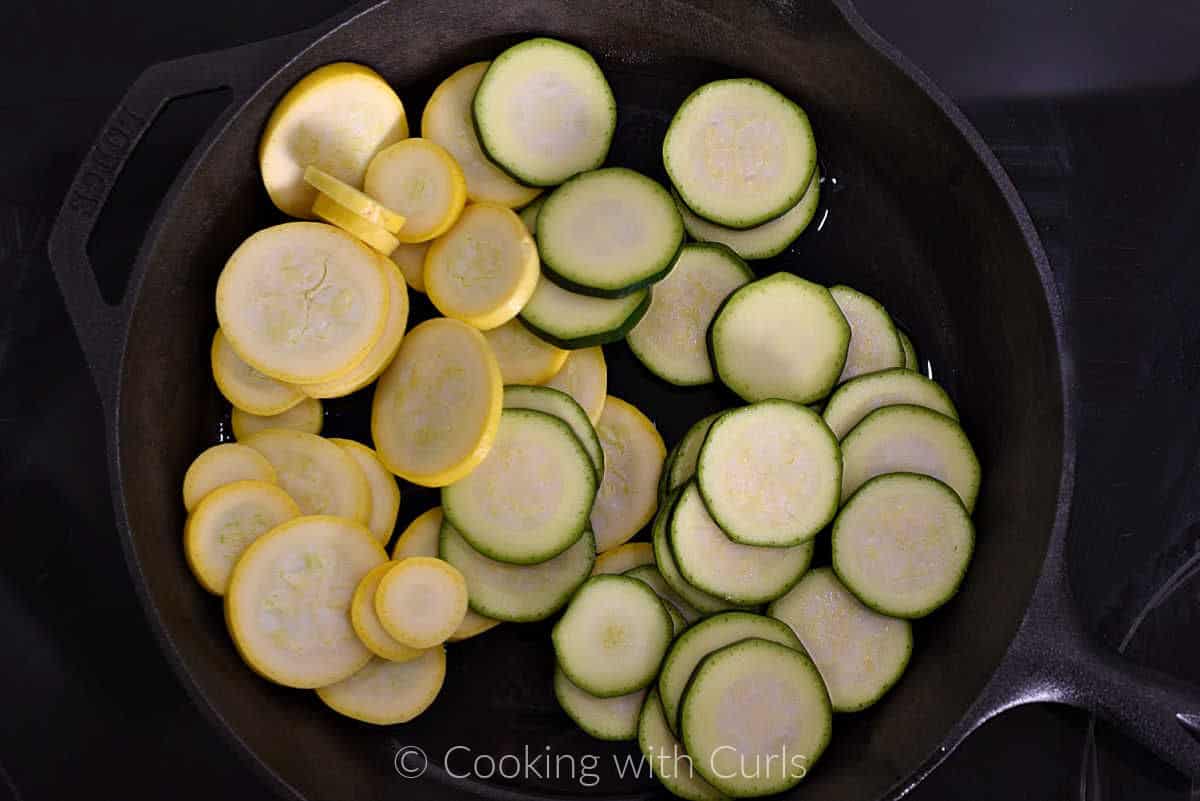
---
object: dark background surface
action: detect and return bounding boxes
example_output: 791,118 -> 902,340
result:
1,1 -> 1198,799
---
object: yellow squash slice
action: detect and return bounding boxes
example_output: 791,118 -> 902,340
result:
211,329 -> 305,415
316,648 -> 446,725
389,241 -> 431,293
591,396 -> 667,552
231,396 -> 323,441
312,192 -> 400,255
544,346 -> 608,424
375,557 -> 469,649
483,318 -> 568,385
303,165 -> 405,233
331,439 -> 400,543
242,429 -> 370,523
592,541 -> 655,576
182,443 -> 277,512
350,561 -> 426,662
364,138 -> 467,243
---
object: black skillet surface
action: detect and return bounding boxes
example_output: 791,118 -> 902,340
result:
23,0 -> 1200,796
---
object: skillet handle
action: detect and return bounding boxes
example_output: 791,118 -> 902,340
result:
47,31 -> 310,407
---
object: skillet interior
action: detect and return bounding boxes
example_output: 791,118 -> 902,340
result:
115,1 -> 1066,798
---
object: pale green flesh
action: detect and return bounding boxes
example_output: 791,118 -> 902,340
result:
638,690 -> 728,801
520,274 -> 649,349
822,368 -> 957,440
652,494 -> 743,615
503,385 -> 604,477
519,196 -> 546,236
829,285 -> 905,383
624,564 -> 702,623
898,329 -> 919,370
661,412 -> 723,499
554,667 -> 646,741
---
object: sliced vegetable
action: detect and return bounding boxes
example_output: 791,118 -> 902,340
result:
520,275 -> 650,350
664,78 -> 816,228
243,429 -> 370,523
316,648 -> 446,725
554,667 -> 647,742
503,385 -> 603,478
592,541 -> 654,576
182,443 -> 277,512
231,396 -> 324,441
331,439 -> 400,543
371,317 -> 503,487
627,244 -> 752,385
552,575 -> 673,697
544,346 -> 607,424
591,396 -> 666,552
211,329 -> 305,416
225,515 -> 387,688
311,192 -> 400,255
659,412 -> 721,500
389,241 -> 431,293
829,285 -> 905,383
709,272 -> 850,404
841,404 -> 981,511
350,561 -> 427,662
624,564 -> 701,624
518,196 -> 546,235
375,557 -> 469,649
638,690 -> 727,801
538,168 -> 683,297
484,320 -> 569,385
898,329 -> 919,371
768,567 -> 912,712
259,62 -> 407,218
302,165 -> 405,233
447,611 -> 502,642
651,492 -> 741,615
474,38 -> 615,186
822,368 -> 956,440
364,138 -> 468,243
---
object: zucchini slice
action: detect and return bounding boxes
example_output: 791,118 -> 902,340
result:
679,638 -> 831,797
554,667 -> 647,742
519,274 -> 650,350
829,285 -> 905,383
697,400 -> 840,547
627,243 -> 752,386
544,346 -> 607,424
216,222 -> 390,384
300,257 -> 410,399
709,272 -> 850,404
424,203 -> 540,330
364,138 -> 468,244
331,439 -> 400,544
439,520 -> 595,622
231,396 -> 324,441
316,648 -> 446,725
303,165 -> 406,233
651,492 -> 741,615
822,368 -> 957,440
420,62 -> 543,208
371,318 -> 503,487
211,329 -> 305,416
624,564 -> 702,624
675,167 -> 821,260
484,320 -> 569,385
311,192 -> 400,255
664,78 -> 816,229
350,561 -> 427,662
538,168 -> 683,297
841,404 -> 981,511
552,575 -> 673,697
474,38 -> 616,187
659,412 -> 721,499
768,567 -> 912,712
591,396 -> 667,552
225,515 -> 387,688
442,409 -> 597,564
592,541 -> 655,576
243,429 -> 370,523
518,195 -> 546,236
389,241 -> 430,293
898,329 -> 919,371
669,482 -> 813,604
184,480 -> 300,595
182,443 -> 277,512
833,473 -> 974,618
375,556 -> 469,648
503,385 -> 604,478
658,611 -> 802,735
638,690 -> 727,801
259,62 -> 407,219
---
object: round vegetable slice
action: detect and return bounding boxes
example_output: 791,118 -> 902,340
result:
259,62 -> 407,219
216,222 -> 390,384
484,319 -> 569,385
242,429 -> 370,523
651,492 -> 741,615
841,404 -> 981,511
675,166 -> 821,260
544,346 -> 607,424
519,275 -> 650,349
424,203 -> 540,330
638,690 -> 727,801
697,400 -> 840,547
898,329 -> 919,371
822,368 -> 957,440
331,439 -> 400,543
624,564 -> 701,624
710,272 -> 850,403
311,192 -> 400,255
389,241 -> 430,293
669,482 -> 813,604
658,611 -> 802,734
659,412 -> 721,499
680,638 -> 831,796
231,396 -> 324,441
538,168 -> 684,297
316,648 -> 446,725
364,138 -> 468,243
350,561 -> 427,662
303,165 -> 405,233
440,520 -> 595,622
375,556 -> 469,649
829,285 -> 905,383
518,196 -> 546,235
300,257 -> 410,399
442,409 -> 596,564
225,515 -> 387,688
833,473 -> 974,618
591,396 -> 666,553
591,541 -> 654,576
555,667 -> 647,742
420,61 -> 542,208
474,38 -> 616,187
211,329 -> 305,415
552,575 -> 673,697
768,567 -> 913,712
184,480 -> 300,595
627,244 -> 751,385
664,78 -> 816,229
371,317 -> 503,487
503,385 -> 603,478
182,443 -> 277,512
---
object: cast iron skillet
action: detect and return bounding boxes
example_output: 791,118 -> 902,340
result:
47,0 -> 1200,797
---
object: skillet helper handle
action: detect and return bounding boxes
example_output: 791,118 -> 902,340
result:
47,32 -> 309,405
